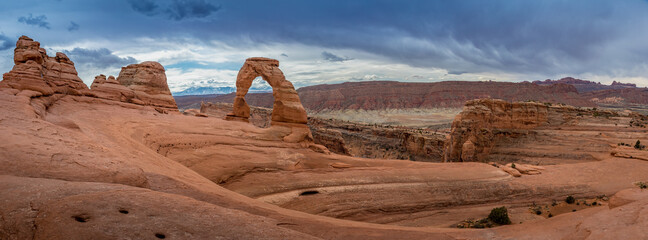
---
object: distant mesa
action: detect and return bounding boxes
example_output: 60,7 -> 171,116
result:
533,77 -> 638,93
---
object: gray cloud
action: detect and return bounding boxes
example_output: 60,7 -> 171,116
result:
321,51 -> 353,62
165,0 -> 221,20
280,53 -> 288,57
67,21 -> 80,32
4,0 -> 648,84
0,34 -> 13,51
63,48 -> 137,69
128,0 -> 221,20
127,0 -> 158,16
18,14 -> 51,29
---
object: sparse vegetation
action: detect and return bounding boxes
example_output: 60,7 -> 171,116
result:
457,206 -> 512,228
636,181 -> 648,189
488,206 -> 511,225
565,196 -> 576,204
634,140 -> 645,150
511,163 -> 516,169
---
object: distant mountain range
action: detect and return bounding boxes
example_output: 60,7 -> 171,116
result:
173,87 -> 236,96
172,86 -> 272,96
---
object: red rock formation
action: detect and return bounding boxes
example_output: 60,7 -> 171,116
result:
116,62 -> 177,110
227,57 -> 307,124
0,36 -> 88,95
443,98 -> 624,162
90,62 -> 178,111
445,99 -> 555,162
226,57 -> 311,143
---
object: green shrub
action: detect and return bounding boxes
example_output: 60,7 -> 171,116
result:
488,206 -> 511,225
636,182 -> 648,189
635,140 -> 644,150
565,195 -> 576,204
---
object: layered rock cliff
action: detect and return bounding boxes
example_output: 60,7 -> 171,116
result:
444,99 -> 627,163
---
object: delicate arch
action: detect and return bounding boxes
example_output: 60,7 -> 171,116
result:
227,57 -> 308,125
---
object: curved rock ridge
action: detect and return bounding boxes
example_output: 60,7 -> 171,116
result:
227,57 -> 311,142
0,36 -> 88,95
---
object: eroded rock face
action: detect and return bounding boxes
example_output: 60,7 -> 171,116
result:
0,36 -> 88,95
90,62 -> 178,111
444,99 -> 553,162
443,98 -> 626,162
117,62 -> 177,110
227,57 -> 310,142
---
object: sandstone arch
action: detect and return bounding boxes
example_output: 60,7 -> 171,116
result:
227,57 -> 308,126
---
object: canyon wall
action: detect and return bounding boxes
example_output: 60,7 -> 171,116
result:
197,102 -> 446,161
444,99 -> 636,163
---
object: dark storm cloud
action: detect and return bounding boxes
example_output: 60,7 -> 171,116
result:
67,21 -> 80,32
3,0 -> 648,80
321,51 -> 352,62
127,0 -> 158,16
128,0 -> 221,20
17,14 -> 51,29
165,0 -> 221,20
0,33 -> 14,51
63,48 -> 136,69
178,0 -> 645,78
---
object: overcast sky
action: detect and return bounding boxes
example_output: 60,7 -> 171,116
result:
1,0 -> 647,92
